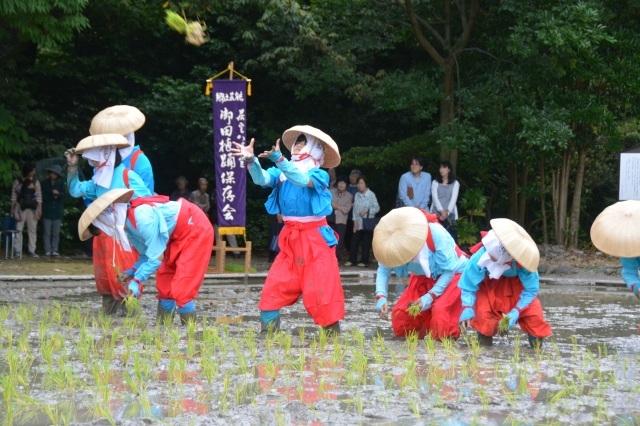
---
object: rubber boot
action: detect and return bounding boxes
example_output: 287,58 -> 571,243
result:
156,302 -> 175,325
260,316 -> 281,335
322,321 -> 341,336
180,311 -> 197,326
477,332 -> 493,347
528,334 -> 544,349
102,294 -> 119,315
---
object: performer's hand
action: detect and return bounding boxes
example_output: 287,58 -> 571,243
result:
64,148 -> 78,166
459,320 -> 472,332
259,138 -> 281,158
408,298 -> 423,310
230,138 -> 255,159
118,272 -> 132,285
379,303 -> 390,321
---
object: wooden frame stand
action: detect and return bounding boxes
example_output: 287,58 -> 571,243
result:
212,240 -> 252,273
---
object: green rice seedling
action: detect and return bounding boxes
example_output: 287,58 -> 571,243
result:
423,334 -> 437,357
122,295 -> 142,317
477,386 -> 490,409
407,303 -> 421,318
355,392 -> 364,415
16,304 -> 34,324
231,340 -> 249,374
310,337 -> 317,357
91,399 -> 115,425
295,346 -> 306,374
318,328 -> 328,352
275,403 -> 286,426
498,315 -> 510,336
98,313 -> 113,337
0,304 -> 10,321
409,396 -> 421,419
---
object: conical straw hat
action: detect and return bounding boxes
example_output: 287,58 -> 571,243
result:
590,200 -> 640,257
89,105 -> 146,135
490,218 -> 540,272
372,207 -> 428,268
75,134 -> 130,154
281,125 -> 340,169
78,189 -> 133,241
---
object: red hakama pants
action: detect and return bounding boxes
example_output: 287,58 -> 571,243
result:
93,232 -> 137,300
258,219 -> 344,327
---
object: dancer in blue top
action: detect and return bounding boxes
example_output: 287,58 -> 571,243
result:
90,105 -> 155,193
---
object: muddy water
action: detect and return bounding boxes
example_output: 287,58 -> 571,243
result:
1,274 -> 640,425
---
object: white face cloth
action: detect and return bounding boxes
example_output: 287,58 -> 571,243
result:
280,134 -> 325,183
93,203 -> 132,252
412,242 -> 432,278
119,132 -> 135,161
82,146 -> 116,188
477,230 -> 513,279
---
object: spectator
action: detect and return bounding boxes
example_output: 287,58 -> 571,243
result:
170,176 -> 190,201
431,161 -> 460,242
10,164 -> 42,257
189,177 -> 211,216
344,168 -> 361,256
397,157 -> 431,209
329,176 -> 353,263
345,175 -> 379,267
328,167 -> 338,189
42,165 -> 66,256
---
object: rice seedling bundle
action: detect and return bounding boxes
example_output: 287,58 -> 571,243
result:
165,10 -> 187,34
407,304 -> 421,318
498,315 -> 510,335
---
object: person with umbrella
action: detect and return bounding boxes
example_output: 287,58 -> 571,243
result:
41,165 -> 66,256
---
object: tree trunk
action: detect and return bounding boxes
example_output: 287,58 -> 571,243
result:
568,146 -> 587,249
440,61 -> 458,166
552,149 -> 572,246
517,165 -> 528,225
540,161 -> 548,244
507,162 -> 518,221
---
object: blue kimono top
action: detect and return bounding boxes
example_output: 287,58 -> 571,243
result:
121,146 -> 155,193
68,164 -> 152,201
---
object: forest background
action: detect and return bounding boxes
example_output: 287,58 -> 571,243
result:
1,0 -> 639,252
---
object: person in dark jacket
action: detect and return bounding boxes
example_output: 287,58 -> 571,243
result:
41,165 -> 66,256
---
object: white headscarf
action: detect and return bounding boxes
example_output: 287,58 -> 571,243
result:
477,230 -> 513,279
93,203 -> 131,252
82,145 -> 116,188
118,132 -> 135,161
412,242 -> 432,278
280,134 -> 325,182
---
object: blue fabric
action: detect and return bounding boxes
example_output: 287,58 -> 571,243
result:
247,159 -> 271,186
507,308 -> 520,330
270,155 -> 311,187
458,246 -> 540,312
263,168 -> 332,217
121,146 -> 155,193
397,171 -> 432,209
376,263 -> 393,298
126,201 -> 181,282
318,225 -> 338,247
68,164 -> 152,201
459,307 -> 475,322
376,297 -> 387,312
159,299 -> 176,312
260,309 -> 280,325
123,268 -> 135,276
419,293 -> 434,312
128,281 -> 140,298
178,300 -> 196,314
621,257 -> 640,292
460,289 -> 476,309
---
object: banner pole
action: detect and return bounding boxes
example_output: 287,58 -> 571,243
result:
229,61 -> 234,80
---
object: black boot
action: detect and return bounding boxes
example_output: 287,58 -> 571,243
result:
528,334 -> 544,349
180,311 -> 197,326
260,316 -> 281,335
322,321 -> 341,335
156,302 -> 175,325
477,332 -> 493,347
102,294 -> 119,315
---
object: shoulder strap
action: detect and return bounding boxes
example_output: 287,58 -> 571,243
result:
127,195 -> 170,229
123,168 -> 131,188
426,226 -> 435,252
130,150 -> 143,170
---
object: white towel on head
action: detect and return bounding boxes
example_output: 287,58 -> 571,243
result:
280,134 -> 325,182
119,132 -> 135,161
411,242 -> 432,279
93,203 -> 132,252
477,230 -> 513,279
82,146 -> 116,188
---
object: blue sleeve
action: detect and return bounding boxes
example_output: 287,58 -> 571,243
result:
130,205 -> 169,282
431,270 -> 454,298
398,173 -> 412,207
133,154 -> 155,193
68,174 -> 97,200
458,248 -> 487,303
274,157 -> 310,187
515,265 -> 540,311
126,170 -> 154,199
431,223 -> 459,273
621,257 -> 640,290
376,263 -> 393,298
247,159 -> 272,187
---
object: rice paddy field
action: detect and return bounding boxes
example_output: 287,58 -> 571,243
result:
1,274 -> 640,425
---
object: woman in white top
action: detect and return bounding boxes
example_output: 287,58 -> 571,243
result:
430,161 -> 460,242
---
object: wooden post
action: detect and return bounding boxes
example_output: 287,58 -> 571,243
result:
229,61 -> 234,80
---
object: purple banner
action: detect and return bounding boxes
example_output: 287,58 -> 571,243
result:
212,80 -> 247,229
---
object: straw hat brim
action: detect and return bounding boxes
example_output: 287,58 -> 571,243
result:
590,200 -> 640,257
89,105 -> 146,136
490,218 -> 540,272
78,189 -> 133,241
281,125 -> 340,169
75,134 -> 130,154
372,207 -> 428,267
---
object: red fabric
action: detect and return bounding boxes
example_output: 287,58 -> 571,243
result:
258,218 -> 345,327
154,200 -> 214,307
123,168 -> 130,188
391,273 -> 463,340
130,150 -> 143,170
92,232 -> 138,300
127,195 -> 171,228
470,275 -> 552,338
